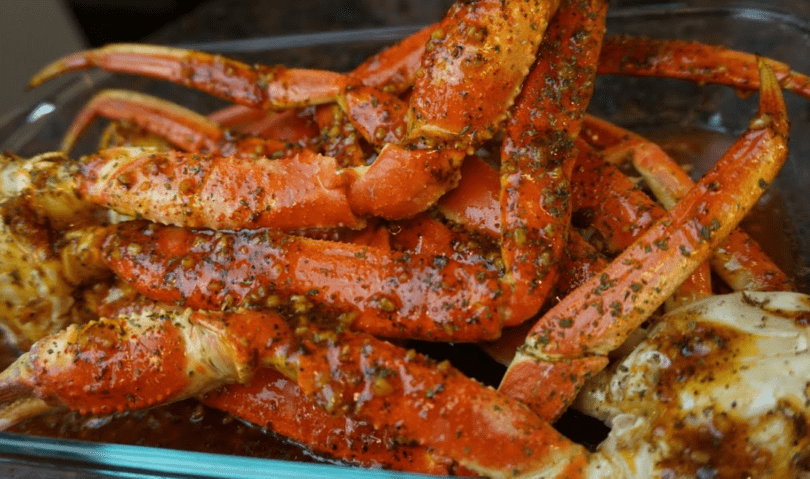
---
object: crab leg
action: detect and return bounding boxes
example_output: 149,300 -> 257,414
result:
0,306 -> 588,479
102,220 -> 505,342
499,59 -> 789,421
498,0 -> 608,325
0,309 -> 264,419
63,88 -> 397,168
61,89 -> 223,153
581,114 -> 794,292
60,41 -> 421,155
61,89 -> 302,157
30,44 -> 355,109
597,34 -> 810,99
79,146 -> 367,230
292,321 -> 587,479
570,140 -> 713,309
202,22 -> 438,139
405,0 -> 559,147
70,105 -> 460,226
627,139 -> 795,292
202,368 -> 474,476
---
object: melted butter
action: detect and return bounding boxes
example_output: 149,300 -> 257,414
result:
10,398 -> 319,463
653,320 -> 770,476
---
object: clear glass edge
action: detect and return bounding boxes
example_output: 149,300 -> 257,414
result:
1,1 -> 810,478
0,432 -> 430,479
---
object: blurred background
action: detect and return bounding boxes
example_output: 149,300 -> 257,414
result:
0,0 -> 456,115
4,0 -> 810,116
2,0 -> 208,115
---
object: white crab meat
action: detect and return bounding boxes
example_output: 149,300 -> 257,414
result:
577,291 -> 810,479
0,153 -> 115,348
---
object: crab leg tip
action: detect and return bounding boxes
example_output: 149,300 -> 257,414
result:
28,49 -> 95,89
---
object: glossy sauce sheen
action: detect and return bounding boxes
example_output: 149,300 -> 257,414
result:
3,124 -> 804,469
652,322 -> 767,476
103,221 -> 506,342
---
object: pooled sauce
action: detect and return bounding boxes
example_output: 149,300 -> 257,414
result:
8,397 -> 319,463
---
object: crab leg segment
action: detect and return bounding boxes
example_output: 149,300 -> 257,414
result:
500,60 -> 789,420
79,147 -> 365,230
581,114 -> 794,292
293,326 -> 588,479
349,23 -> 437,93
63,90 -> 307,159
202,368 -> 470,475
61,89 -> 298,158
597,34 -> 810,99
102,221 -> 505,342
61,89 -> 225,154
407,0 -> 560,147
30,44 -> 355,109
498,0 -> 607,325
0,309 -> 267,419
629,139 -> 795,292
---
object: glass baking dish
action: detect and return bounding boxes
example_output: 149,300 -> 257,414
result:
1,1 -> 809,477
